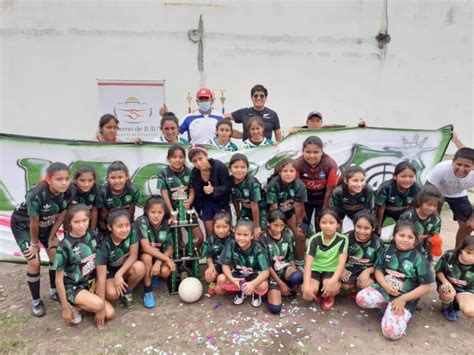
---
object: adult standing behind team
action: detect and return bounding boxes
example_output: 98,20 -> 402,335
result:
426,147 -> 474,247
225,84 -> 282,142
160,88 -> 224,144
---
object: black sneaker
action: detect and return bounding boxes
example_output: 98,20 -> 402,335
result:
31,300 -> 46,317
121,293 -> 134,309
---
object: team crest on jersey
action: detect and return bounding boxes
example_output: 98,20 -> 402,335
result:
243,189 -> 249,197
319,172 -> 326,179
124,196 -> 132,203
402,260 -> 414,273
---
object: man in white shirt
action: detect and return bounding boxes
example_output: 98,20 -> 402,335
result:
426,147 -> 474,247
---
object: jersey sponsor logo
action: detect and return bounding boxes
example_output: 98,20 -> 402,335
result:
81,254 -> 96,276
349,256 -> 370,265
236,265 -> 254,276
279,199 -> 294,212
109,252 -> 130,267
447,276 -> 467,287
302,179 -> 326,190
38,213 -> 59,228
41,203 -> 51,212
386,268 -> 406,279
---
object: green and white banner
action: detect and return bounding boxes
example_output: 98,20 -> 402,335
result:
0,126 -> 452,261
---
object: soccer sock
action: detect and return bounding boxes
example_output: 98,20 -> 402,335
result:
26,272 -> 41,301
48,263 -> 56,293
144,284 -> 153,293
295,259 -> 304,267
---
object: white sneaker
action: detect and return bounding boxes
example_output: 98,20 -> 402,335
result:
251,293 -> 262,307
70,305 -> 82,325
233,291 -> 246,305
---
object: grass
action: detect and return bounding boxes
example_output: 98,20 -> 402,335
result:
0,339 -> 29,353
0,314 -> 29,333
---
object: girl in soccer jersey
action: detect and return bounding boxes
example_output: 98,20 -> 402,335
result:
341,211 -> 383,298
135,196 -> 176,308
302,209 -> 348,310
54,204 -> 114,329
200,212 -> 233,295
229,153 -> 266,238
243,117 -> 273,149
266,158 -> 307,265
435,235 -> 474,322
296,136 -> 339,230
260,210 -> 303,315
329,166 -> 374,224
70,165 -> 100,231
206,119 -> 238,152
400,185 -> 442,260
215,219 -> 269,307
96,210 -> 145,309
153,113 -> 189,144
157,145 -> 204,247
188,145 -> 232,238
375,161 -> 421,234
356,220 -> 434,340
11,162 -> 71,317
98,161 -> 140,234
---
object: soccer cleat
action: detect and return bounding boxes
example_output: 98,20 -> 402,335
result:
49,291 -> 60,302
31,300 -> 46,317
233,291 -> 246,305
251,293 -> 262,307
321,296 -> 335,310
441,304 -> 457,322
121,293 -> 134,309
143,292 -> 156,309
207,283 -> 217,296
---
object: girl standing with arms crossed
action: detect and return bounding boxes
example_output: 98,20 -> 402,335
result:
96,210 -> 145,309
302,209 -> 348,310
54,204 -> 114,328
356,220 -> 434,340
267,158 -> 307,266
11,162 -> 70,316
296,136 -> 339,230
375,161 -> 420,235
98,161 -> 140,233
188,145 -> 232,238
229,153 -> 266,238
70,165 -> 100,231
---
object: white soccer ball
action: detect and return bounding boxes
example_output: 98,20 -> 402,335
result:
178,277 -> 203,303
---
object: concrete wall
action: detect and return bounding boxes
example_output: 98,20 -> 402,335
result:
1,0 -> 472,149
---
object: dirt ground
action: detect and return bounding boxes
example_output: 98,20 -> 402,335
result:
0,208 -> 473,355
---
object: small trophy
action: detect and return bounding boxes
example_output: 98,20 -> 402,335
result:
187,207 -> 197,224
219,89 -> 226,114
175,185 -> 188,225
186,90 -> 193,114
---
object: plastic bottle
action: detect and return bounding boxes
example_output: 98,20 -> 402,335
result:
431,233 -> 443,257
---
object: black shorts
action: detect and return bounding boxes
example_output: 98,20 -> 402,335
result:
215,263 -> 223,275
268,266 -> 291,290
65,282 -> 91,304
311,271 -> 334,282
11,219 -> 50,257
231,270 -> 257,282
304,203 -> 323,228
106,266 -> 121,279
342,270 -> 362,285
444,196 -> 472,222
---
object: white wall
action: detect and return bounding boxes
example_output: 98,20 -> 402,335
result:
1,0 -> 472,149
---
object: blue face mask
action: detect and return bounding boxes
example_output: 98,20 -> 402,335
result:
198,101 -> 212,112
